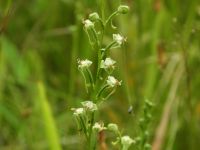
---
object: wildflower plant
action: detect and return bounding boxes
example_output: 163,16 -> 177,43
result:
71,4 -> 134,150
134,100 -> 154,150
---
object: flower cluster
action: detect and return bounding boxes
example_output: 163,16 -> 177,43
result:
71,4 -> 134,150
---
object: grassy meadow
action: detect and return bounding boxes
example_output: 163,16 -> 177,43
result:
0,0 -> 200,149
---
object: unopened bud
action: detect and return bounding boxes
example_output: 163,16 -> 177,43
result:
89,12 -> 100,22
107,123 -> 118,133
117,5 -> 129,14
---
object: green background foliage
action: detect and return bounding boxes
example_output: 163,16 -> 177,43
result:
0,0 -> 200,149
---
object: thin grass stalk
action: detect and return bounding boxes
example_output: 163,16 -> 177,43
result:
152,62 -> 184,150
37,82 -> 62,150
144,8 -> 167,99
68,1 -> 82,100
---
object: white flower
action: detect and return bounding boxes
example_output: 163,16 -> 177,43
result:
106,76 -> 122,87
72,108 -> 84,116
113,34 -> 125,45
121,136 -> 135,149
93,122 -> 106,132
83,19 -> 94,29
78,59 -> 92,69
81,101 -> 97,111
100,58 -> 116,69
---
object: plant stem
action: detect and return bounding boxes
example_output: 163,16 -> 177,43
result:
96,84 -> 109,100
105,11 -> 118,26
86,68 -> 95,90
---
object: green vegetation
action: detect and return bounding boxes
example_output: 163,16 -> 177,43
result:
0,0 -> 200,150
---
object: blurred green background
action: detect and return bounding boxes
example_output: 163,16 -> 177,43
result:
0,0 -> 200,149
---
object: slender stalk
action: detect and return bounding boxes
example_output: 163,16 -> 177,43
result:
80,70 -> 89,93
104,88 -> 116,100
105,11 -> 118,25
144,9 -> 166,98
80,116 -> 89,140
152,63 -> 184,150
88,112 -> 95,150
105,41 -> 117,51
69,1 -> 81,99
37,82 -> 62,150
91,27 -> 100,47
96,84 -> 109,99
86,68 -> 95,90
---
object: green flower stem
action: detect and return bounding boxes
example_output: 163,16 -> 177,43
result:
88,112 -> 95,150
85,29 -> 94,46
96,49 -> 103,81
105,41 -> 117,51
96,84 -> 109,100
74,117 -> 81,131
79,116 -> 89,140
91,27 -> 100,48
80,70 -> 89,93
86,68 -> 94,90
104,88 -> 116,101
105,11 -> 119,26
100,0 -> 105,22
97,18 -> 105,30
110,45 -> 120,49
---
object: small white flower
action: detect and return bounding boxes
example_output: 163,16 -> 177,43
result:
81,101 -> 97,111
100,58 -> 116,69
93,122 -> 106,132
72,108 -> 84,116
83,19 -> 94,29
121,136 -> 135,149
107,76 -> 122,87
78,59 -> 92,69
113,34 -> 125,45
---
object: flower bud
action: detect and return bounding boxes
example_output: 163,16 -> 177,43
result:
83,19 -> 94,29
107,123 -> 118,133
89,12 -> 100,22
145,100 -> 154,108
117,5 -> 129,14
